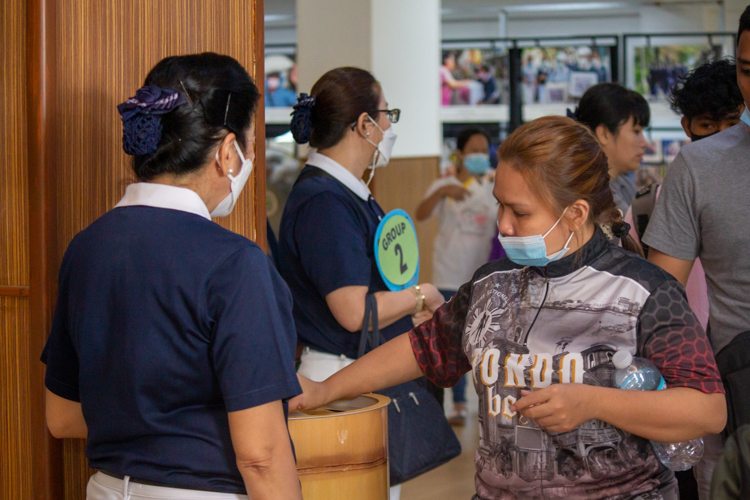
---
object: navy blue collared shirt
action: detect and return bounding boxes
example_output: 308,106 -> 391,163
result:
42,184 -> 301,493
279,165 -> 414,359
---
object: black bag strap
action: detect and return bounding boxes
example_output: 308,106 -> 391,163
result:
631,183 -> 659,257
358,294 -> 384,359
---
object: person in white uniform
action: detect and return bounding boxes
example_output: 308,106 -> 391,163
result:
416,127 -> 497,424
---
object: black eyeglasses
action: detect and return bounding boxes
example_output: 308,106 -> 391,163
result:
379,109 -> 400,124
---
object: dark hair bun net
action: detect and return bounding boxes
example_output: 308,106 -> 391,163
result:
290,93 -> 316,144
117,85 -> 186,156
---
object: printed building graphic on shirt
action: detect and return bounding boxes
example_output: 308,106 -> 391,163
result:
465,266 -> 663,498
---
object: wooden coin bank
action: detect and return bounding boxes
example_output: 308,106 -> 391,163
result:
289,394 -> 390,499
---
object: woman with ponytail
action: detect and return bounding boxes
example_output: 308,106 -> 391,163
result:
290,116 -> 726,500
278,67 -> 446,500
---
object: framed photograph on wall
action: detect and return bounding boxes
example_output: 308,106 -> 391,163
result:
545,82 -> 568,103
569,71 -> 599,98
643,137 -> 663,164
662,138 -> 690,164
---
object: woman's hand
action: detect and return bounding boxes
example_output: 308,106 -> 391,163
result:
288,375 -> 331,412
412,309 -> 433,326
511,384 -> 597,434
440,185 -> 470,201
419,283 -> 446,312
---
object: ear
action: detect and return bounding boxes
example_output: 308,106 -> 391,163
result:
215,132 -> 237,176
565,199 -> 591,232
594,124 -> 612,147
680,116 -> 692,139
353,112 -> 372,139
455,149 -> 465,163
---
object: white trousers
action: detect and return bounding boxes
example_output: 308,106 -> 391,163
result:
87,472 -> 248,500
693,433 -> 724,500
297,348 -> 401,500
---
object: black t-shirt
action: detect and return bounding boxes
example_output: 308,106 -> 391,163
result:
42,206 -> 301,493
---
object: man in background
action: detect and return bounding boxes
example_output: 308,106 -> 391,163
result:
643,10 -> 750,499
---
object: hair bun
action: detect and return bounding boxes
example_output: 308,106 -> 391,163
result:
612,221 -> 631,239
117,85 -> 186,156
290,93 -> 316,144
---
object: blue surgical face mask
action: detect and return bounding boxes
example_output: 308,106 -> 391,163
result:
463,153 -> 490,175
497,208 -> 574,267
740,105 -> 750,127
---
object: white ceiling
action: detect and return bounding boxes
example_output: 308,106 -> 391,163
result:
266,0 -> 725,21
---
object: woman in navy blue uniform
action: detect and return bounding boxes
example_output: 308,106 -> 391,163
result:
42,53 -> 302,500
278,67 -> 446,500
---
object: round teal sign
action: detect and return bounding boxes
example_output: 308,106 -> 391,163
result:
374,209 -> 420,291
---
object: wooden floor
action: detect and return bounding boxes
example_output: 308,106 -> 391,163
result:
401,385 -> 480,500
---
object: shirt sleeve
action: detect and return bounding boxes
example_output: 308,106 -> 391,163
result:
409,280 -> 473,388
638,280 -> 724,394
207,245 -> 302,412
41,252 -> 81,402
642,154 -> 701,261
294,192 -> 372,296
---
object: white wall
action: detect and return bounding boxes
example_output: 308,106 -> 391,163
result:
296,0 -> 372,93
371,0 -> 442,158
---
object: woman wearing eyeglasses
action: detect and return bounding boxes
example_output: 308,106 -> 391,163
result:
278,67 -> 446,500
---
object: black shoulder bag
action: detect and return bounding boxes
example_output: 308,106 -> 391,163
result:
715,331 -> 750,439
359,294 -> 462,485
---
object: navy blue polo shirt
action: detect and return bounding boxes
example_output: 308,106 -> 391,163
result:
278,164 -> 414,359
41,191 -> 301,494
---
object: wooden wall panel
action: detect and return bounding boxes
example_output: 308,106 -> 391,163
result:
0,298 -> 33,500
0,0 -> 29,288
54,0 -> 265,263
48,2 -> 266,498
369,157 -> 440,285
0,1 -> 33,499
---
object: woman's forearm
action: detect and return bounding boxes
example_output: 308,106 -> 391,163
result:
374,289 -> 418,328
239,455 -> 302,500
325,333 -> 424,401
591,386 -> 726,442
327,286 -> 416,332
228,402 -> 303,500
415,190 -> 443,221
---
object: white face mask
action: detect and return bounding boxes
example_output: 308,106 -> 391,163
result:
366,116 -> 397,169
210,140 -> 253,218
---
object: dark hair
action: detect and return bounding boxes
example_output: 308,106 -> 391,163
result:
739,5 -> 750,42
456,127 -> 490,152
129,53 -> 260,181
292,67 -> 380,149
669,59 -> 743,121
575,83 -> 650,136
442,51 -> 457,65
499,116 -> 643,257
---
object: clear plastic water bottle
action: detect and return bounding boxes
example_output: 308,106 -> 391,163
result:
612,350 -> 704,471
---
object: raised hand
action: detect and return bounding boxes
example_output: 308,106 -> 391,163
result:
441,185 -> 471,201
